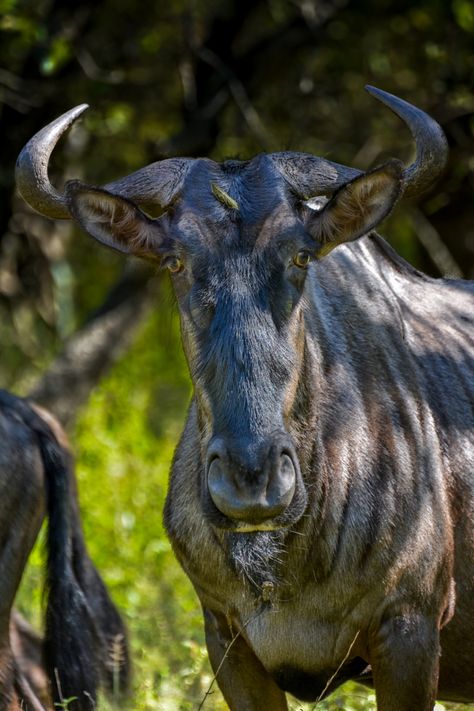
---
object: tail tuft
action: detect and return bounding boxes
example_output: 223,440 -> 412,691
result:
45,577 -> 100,710
41,433 -> 101,711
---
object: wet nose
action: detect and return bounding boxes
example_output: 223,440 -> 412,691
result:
206,436 -> 297,524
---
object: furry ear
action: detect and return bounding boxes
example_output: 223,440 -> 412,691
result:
65,181 -> 166,260
307,160 -> 403,258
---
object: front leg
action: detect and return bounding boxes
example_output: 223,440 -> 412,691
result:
369,613 -> 440,711
203,608 -> 288,711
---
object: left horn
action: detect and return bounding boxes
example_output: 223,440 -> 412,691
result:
270,87 -> 448,200
269,153 -> 362,199
365,85 -> 448,198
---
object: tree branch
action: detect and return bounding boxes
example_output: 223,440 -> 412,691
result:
408,207 -> 463,278
28,262 -> 155,427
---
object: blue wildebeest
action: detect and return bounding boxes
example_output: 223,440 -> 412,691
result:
17,87 -> 474,710
0,391 -> 129,710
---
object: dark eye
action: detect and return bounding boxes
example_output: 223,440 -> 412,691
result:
165,256 -> 184,274
293,251 -> 312,268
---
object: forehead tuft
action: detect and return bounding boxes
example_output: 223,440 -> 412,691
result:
183,157 -> 288,211
175,156 -> 296,249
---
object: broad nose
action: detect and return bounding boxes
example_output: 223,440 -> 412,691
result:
206,436 -> 297,524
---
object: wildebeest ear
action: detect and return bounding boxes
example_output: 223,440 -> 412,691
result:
65,181 -> 166,260
307,160 -> 403,258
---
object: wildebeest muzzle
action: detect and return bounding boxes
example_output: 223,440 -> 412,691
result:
205,433 -> 306,530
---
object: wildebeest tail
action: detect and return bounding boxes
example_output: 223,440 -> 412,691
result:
36,406 -> 131,705
68,482 -> 131,696
0,391 -> 129,709
36,418 -> 101,711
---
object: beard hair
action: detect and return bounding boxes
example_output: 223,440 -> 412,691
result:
225,530 -> 285,593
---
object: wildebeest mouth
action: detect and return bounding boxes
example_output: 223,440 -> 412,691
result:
225,530 -> 286,590
201,489 -> 308,532
232,521 -> 289,533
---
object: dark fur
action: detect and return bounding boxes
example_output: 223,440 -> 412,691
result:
0,391 -> 129,711
68,155 -> 474,710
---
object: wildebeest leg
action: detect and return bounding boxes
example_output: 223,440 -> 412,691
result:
10,612 -> 50,709
0,642 -> 44,711
13,672 -> 47,711
204,609 -> 288,710
0,646 -> 17,711
369,614 -> 439,710
0,650 -> 43,711
0,453 -> 43,711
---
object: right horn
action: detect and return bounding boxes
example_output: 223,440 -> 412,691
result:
16,105 -> 89,220
365,85 -> 448,198
16,106 -> 193,219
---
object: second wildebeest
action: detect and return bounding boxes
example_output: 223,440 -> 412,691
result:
0,391 -> 130,710
16,87 -> 474,709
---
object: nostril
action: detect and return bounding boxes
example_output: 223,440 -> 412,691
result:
279,452 -> 295,481
207,453 -> 220,468
267,453 -> 296,507
206,438 -> 228,471
207,457 -> 239,517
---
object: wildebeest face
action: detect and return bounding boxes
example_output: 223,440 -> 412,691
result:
173,243 -> 312,530
158,159 -> 314,531
66,156 -> 402,532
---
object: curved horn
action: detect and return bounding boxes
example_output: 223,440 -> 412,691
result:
16,105 -> 89,219
365,85 -> 448,198
271,87 -> 448,200
102,158 -> 193,208
16,107 -> 193,219
269,153 -> 362,199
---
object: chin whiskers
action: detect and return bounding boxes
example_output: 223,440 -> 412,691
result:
226,530 -> 285,593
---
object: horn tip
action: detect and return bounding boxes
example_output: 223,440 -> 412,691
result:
67,103 -> 90,122
364,85 -> 388,101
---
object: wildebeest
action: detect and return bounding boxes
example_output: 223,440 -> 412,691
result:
16,86 -> 474,709
0,391 -> 129,710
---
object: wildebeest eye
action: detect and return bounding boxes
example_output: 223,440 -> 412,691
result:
293,251 -> 312,269
164,256 -> 184,274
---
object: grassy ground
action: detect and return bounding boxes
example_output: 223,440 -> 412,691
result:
14,303 -> 474,710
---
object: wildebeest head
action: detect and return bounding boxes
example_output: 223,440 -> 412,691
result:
16,87 -> 447,534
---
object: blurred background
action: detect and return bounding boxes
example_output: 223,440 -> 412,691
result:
0,0 -> 473,708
